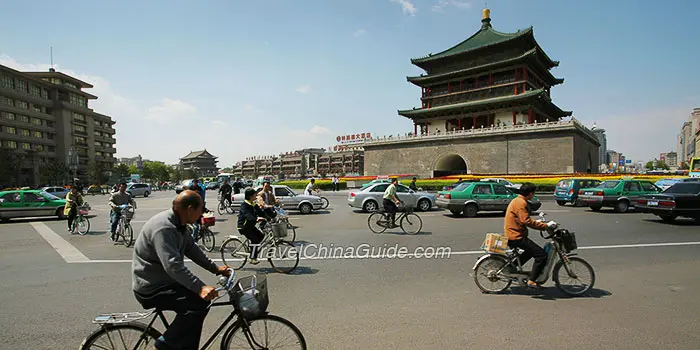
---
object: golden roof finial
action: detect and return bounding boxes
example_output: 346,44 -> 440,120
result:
482,8 -> 490,20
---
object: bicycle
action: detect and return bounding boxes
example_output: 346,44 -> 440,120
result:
367,201 -> 423,235
109,204 -> 135,247
190,214 -> 216,252
217,193 -> 235,215
79,269 -> 307,349
260,205 -> 297,243
71,203 -> 92,235
220,217 -> 300,274
311,189 -> 329,209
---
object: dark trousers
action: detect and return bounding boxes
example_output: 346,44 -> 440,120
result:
508,237 -> 547,281
239,226 -> 265,259
67,207 -> 77,230
134,284 -> 210,350
382,199 -> 398,225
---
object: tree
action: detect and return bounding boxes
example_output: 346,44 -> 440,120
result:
657,161 -> 670,170
142,161 -> 171,183
88,162 -> 109,184
128,165 -> 139,175
679,162 -> 689,170
0,148 -> 26,187
645,161 -> 655,170
170,167 -> 183,182
114,163 -> 131,180
40,160 -> 69,185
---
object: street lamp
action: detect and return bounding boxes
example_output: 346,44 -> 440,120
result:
67,146 -> 78,183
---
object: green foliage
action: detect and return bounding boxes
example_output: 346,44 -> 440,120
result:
278,180 -> 347,190
114,163 -> 131,179
40,160 -> 69,185
128,165 -> 139,175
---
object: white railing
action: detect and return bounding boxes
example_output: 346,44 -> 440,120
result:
362,118 -> 596,145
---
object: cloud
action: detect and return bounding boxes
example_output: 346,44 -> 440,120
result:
353,29 -> 367,37
578,106 -> 691,163
432,0 -> 474,12
146,98 -> 197,124
295,84 -> 312,94
212,120 -> 229,128
309,125 -> 331,135
390,0 -> 417,16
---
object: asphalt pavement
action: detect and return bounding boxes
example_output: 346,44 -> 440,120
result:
0,189 -> 698,349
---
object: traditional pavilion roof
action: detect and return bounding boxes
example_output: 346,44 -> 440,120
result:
180,149 -> 217,160
398,88 -> 572,119
410,9 -> 559,69
407,47 -> 564,86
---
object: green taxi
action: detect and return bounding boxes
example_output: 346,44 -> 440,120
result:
578,179 -> 661,213
436,181 -> 542,217
0,190 -> 68,222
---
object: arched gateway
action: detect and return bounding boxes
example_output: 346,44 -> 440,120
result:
433,153 -> 468,177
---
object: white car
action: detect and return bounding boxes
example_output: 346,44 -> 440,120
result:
480,178 -> 521,190
126,183 -> 152,197
347,183 -> 437,213
230,185 -> 324,214
41,186 -> 70,199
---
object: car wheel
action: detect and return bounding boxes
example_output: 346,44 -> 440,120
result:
614,200 -> 629,213
363,200 -> 378,213
449,209 -> 462,216
464,203 -> 478,218
590,205 -> 602,212
658,214 -> 677,223
0,218 -> 9,223
144,191 -> 150,197
56,208 -> 66,219
556,200 -> 567,206
299,203 -> 313,215
417,199 -> 431,212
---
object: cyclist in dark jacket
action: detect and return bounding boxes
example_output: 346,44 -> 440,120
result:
237,188 -> 266,264
219,180 -> 232,206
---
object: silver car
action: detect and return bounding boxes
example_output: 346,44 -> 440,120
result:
126,183 -> 152,197
41,186 -> 70,199
230,185 -> 324,214
347,183 -> 437,213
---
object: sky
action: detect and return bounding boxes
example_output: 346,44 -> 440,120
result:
1,0 -> 699,167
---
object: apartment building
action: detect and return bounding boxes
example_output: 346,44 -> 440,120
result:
0,64 -> 117,186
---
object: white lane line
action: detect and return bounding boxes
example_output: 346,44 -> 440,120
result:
69,241 -> 700,263
31,222 -> 89,263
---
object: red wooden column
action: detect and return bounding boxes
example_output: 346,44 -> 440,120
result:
475,76 -> 479,89
472,116 -> 477,129
512,111 -> 517,125
528,108 -> 534,124
458,118 -> 462,130
447,82 -> 451,93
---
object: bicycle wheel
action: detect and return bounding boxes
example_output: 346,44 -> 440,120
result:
473,256 -> 512,294
267,241 -> 300,274
400,213 -> 422,235
218,202 -> 226,216
80,322 -> 162,350
367,212 -> 388,234
553,256 -> 596,297
76,216 -> 90,236
225,203 -> 235,214
220,237 -> 249,270
198,227 -> 216,252
124,224 -> 134,247
320,197 -> 329,209
286,221 -> 297,242
222,314 -> 306,350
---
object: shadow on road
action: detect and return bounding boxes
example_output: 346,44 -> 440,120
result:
242,266 -> 320,275
506,286 -> 613,300
376,230 -> 433,236
641,218 -> 700,226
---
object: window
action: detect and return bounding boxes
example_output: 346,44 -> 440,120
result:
371,184 -> 389,193
23,192 -> 44,203
274,188 -> 291,197
35,144 -> 44,152
623,182 -> 641,192
1,74 -> 14,89
0,192 -> 21,203
69,93 -> 87,107
19,115 -> 29,123
74,125 -> 86,133
20,142 -> 31,150
493,185 -> 509,195
16,80 -> 28,93
640,182 -> 657,192
65,82 -> 78,89
48,146 -> 55,152
33,131 -> 42,138
73,112 -> 86,122
41,88 -> 49,99
95,151 -> 102,157
16,101 -> 29,109
94,141 -> 101,147
75,136 -> 87,144
2,97 -> 13,107
6,126 -> 16,134
47,133 -> 55,140
472,184 -> 493,195
19,129 -> 30,136
6,140 -> 17,148
30,85 -> 42,97
32,106 -> 43,113
46,121 -> 54,127
4,112 -> 15,120
94,120 -> 101,127
396,185 -> 410,193
94,131 -> 101,137
31,118 -> 42,126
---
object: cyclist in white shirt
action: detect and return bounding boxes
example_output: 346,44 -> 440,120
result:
304,178 -> 316,196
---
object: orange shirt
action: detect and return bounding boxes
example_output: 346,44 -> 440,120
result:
504,196 -> 547,240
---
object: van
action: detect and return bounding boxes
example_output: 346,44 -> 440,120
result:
553,178 -> 601,206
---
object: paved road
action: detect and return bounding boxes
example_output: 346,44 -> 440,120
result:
0,190 -> 699,349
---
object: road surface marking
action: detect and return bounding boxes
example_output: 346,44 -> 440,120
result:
69,241 -> 700,263
31,222 -> 89,263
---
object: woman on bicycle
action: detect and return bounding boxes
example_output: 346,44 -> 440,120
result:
64,186 -> 84,232
238,188 -> 267,265
257,181 -> 279,219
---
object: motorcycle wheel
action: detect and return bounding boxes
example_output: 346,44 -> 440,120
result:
473,256 -> 512,293
553,256 -> 596,296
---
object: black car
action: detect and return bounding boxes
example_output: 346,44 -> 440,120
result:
635,182 -> 700,223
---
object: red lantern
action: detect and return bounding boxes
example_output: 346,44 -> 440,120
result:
336,136 -> 341,142
351,134 -> 356,140
361,132 -> 366,138
367,132 -> 371,138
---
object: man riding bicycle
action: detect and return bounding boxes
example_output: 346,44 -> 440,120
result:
219,179 -> 233,207
304,178 -> 317,196
257,181 -> 279,219
64,185 -> 84,232
504,183 -> 556,288
132,190 -> 231,350
108,182 -> 137,243
238,188 -> 267,265
382,178 -> 401,228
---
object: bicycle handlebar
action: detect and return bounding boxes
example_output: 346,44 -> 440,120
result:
214,268 -> 237,295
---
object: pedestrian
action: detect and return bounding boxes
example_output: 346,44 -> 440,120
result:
332,176 -> 339,192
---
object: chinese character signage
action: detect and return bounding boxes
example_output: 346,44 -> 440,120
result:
336,132 -> 371,144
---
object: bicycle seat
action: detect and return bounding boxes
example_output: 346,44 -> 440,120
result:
92,309 -> 156,324
506,248 -> 524,256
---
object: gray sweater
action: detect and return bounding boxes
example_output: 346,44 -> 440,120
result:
132,209 -> 218,296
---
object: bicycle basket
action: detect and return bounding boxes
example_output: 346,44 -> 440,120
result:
123,207 -> 135,220
79,209 -> 90,216
559,229 -> 577,252
233,273 -> 269,319
270,222 -> 288,238
201,215 -> 216,227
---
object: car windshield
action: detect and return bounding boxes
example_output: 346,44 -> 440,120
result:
664,183 -> 700,194
597,181 -> 619,189
656,179 -> 679,186
40,191 -> 61,200
557,180 -> 572,189
452,182 -> 471,191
